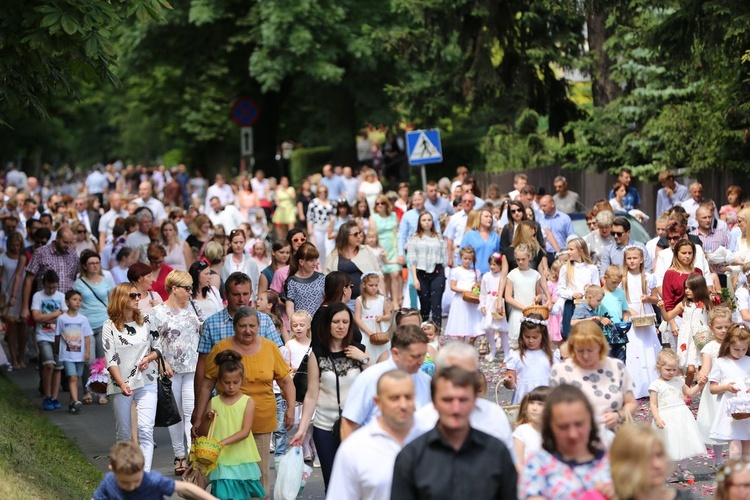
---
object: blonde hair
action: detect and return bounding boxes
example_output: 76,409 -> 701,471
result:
621,246 -> 646,303
465,210 -> 480,231
610,424 -> 670,500
603,265 -> 622,280
512,220 -> 541,256
655,348 -> 680,369
290,310 -> 312,338
568,322 -> 609,364
709,306 -> 733,326
584,285 -> 604,299
165,270 -> 192,292
109,441 -> 145,475
203,241 -> 224,265
565,238 -> 592,285
549,259 -> 564,282
514,243 -> 533,259
739,207 -> 750,243
107,283 -> 144,331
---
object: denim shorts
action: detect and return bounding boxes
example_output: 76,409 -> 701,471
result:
38,341 -> 63,370
63,361 -> 84,378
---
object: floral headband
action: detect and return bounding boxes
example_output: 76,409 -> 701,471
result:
716,460 -> 750,485
622,244 -> 642,254
491,252 -> 502,260
361,271 -> 381,280
522,316 -> 548,326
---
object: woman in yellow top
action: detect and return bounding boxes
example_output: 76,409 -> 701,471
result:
199,349 -> 265,499
196,306 -> 295,498
272,176 -> 297,240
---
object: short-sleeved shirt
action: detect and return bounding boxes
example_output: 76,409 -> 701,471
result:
25,245 -> 79,294
31,290 -> 67,342
150,302 -> 204,374
549,357 -> 634,424
285,272 -> 325,315
197,309 -> 283,354
93,470 -> 175,500
600,288 -> 628,323
204,336 -> 291,434
55,312 -> 94,362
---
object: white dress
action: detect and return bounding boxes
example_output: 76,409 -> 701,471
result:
357,294 -> 391,360
696,341 -> 721,444
709,356 -> 750,441
734,287 -> 750,327
649,377 -> 706,460
512,423 -> 542,461
506,268 -> 541,348
0,253 -> 21,319
623,272 -> 661,399
444,267 -> 482,338
506,349 -> 553,404
479,271 -> 507,332
678,303 -> 706,369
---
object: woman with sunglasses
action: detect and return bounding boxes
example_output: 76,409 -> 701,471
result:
500,201 -> 527,250
71,220 -> 96,256
370,194 -> 402,306
189,260 -> 222,318
269,228 -> 308,294
104,282 -> 169,472
127,262 -> 163,314
306,185 -> 336,267
324,220 -> 381,311
150,270 -> 205,476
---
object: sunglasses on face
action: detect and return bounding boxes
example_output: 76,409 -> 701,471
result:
175,285 -> 193,292
611,231 -> 625,237
129,292 -> 142,299
667,235 -> 681,241
349,231 -> 362,237
375,202 -> 385,206
292,237 -> 307,243
510,209 -> 522,214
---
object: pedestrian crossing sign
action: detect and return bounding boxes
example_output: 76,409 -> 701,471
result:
406,129 -> 443,166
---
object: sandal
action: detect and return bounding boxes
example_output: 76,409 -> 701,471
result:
98,395 -> 109,405
681,469 -> 695,482
174,457 -> 187,476
82,392 -> 93,405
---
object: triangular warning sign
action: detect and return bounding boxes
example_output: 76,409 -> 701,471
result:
409,132 -> 441,161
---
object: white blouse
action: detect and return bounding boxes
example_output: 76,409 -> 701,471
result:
103,317 -> 161,395
557,261 -> 599,300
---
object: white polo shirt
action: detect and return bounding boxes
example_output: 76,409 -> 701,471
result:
326,420 -> 422,500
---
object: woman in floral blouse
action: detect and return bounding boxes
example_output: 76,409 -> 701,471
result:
149,270 -> 204,476
104,282 -> 167,472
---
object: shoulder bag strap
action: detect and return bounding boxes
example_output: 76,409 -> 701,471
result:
79,278 -> 108,308
330,356 -> 342,416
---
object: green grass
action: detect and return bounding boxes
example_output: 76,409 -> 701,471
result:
0,375 -> 103,498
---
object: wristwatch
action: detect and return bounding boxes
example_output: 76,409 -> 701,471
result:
361,357 -> 371,365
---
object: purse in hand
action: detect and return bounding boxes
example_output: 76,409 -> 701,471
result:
155,351 -> 181,428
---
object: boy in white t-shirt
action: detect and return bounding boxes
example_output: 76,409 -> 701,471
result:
31,270 -> 67,411
55,289 -> 93,414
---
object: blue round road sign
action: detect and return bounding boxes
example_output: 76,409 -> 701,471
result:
231,99 -> 259,127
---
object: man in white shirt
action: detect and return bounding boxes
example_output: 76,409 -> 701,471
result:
204,174 -> 235,214
340,325 -> 432,440
443,193 -> 475,267
85,167 -> 108,204
326,370 -> 421,500
98,193 -> 128,250
679,182 -> 718,229
655,222 -> 713,289
207,196 -> 243,233
132,182 -> 167,224
411,342 -> 516,464
507,173 -> 527,201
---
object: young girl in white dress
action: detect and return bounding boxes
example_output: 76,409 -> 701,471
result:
733,263 -> 750,327
696,306 -> 732,467
479,252 -> 508,360
513,386 -> 551,469
445,246 -> 483,339
709,324 -> 750,458
503,315 -> 557,404
677,274 -> 712,388
421,320 -> 440,354
621,246 -> 661,399
648,349 -> 705,482
505,244 -> 550,349
354,272 -> 392,360
557,238 -> 599,340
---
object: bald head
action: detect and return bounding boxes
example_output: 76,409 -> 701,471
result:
539,195 -> 555,216
138,182 -> 153,201
689,182 -> 703,202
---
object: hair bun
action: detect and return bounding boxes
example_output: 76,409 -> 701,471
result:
215,349 -> 242,366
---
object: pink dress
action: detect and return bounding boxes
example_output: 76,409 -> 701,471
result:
547,281 -> 562,342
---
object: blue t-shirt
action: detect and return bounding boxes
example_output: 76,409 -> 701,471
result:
93,471 -> 175,500
600,288 -> 628,323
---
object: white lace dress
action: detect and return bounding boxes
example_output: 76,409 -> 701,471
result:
649,377 -> 706,460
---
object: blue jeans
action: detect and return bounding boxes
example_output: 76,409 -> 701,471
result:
273,393 -> 287,458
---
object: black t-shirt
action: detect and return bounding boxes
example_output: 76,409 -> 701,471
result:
338,256 -> 363,299
656,233 -> 703,249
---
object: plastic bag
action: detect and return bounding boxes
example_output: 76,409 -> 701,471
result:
274,446 -> 304,500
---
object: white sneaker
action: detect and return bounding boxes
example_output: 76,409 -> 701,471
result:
269,441 -> 275,454
313,457 -> 321,468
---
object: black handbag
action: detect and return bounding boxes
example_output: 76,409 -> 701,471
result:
293,348 -> 312,403
154,351 -> 181,428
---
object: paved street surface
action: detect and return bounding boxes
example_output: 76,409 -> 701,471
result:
8,349 -> 716,498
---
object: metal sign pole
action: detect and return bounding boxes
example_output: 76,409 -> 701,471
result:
421,165 -> 427,191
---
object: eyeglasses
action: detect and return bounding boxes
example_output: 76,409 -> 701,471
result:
349,231 -> 362,237
667,235 -> 681,241
129,293 -> 142,299
611,231 -> 625,237
510,209 -> 522,214
375,202 -> 385,206
175,285 -> 193,293
77,230 -> 86,234
87,261 -> 101,266
291,237 -> 307,243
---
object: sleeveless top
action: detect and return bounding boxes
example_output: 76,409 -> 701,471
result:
210,394 -> 261,466
164,242 -> 187,271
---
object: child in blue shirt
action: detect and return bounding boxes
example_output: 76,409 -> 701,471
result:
93,442 -> 215,500
599,266 -> 630,361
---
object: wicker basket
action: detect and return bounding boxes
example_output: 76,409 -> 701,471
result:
462,291 -> 480,304
193,417 -> 222,472
732,413 -> 750,420
522,305 -> 549,320
369,333 -> 390,346
631,304 -> 655,327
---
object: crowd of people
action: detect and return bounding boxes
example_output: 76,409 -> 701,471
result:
3,159 -> 750,500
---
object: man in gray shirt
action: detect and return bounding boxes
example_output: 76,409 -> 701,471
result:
552,176 -> 581,214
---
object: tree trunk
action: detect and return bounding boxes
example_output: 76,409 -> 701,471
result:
587,12 -> 620,106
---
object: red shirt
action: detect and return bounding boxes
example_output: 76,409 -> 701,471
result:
662,267 -> 702,312
151,264 -> 174,301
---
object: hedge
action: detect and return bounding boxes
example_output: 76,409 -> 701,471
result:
290,146 -> 333,183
